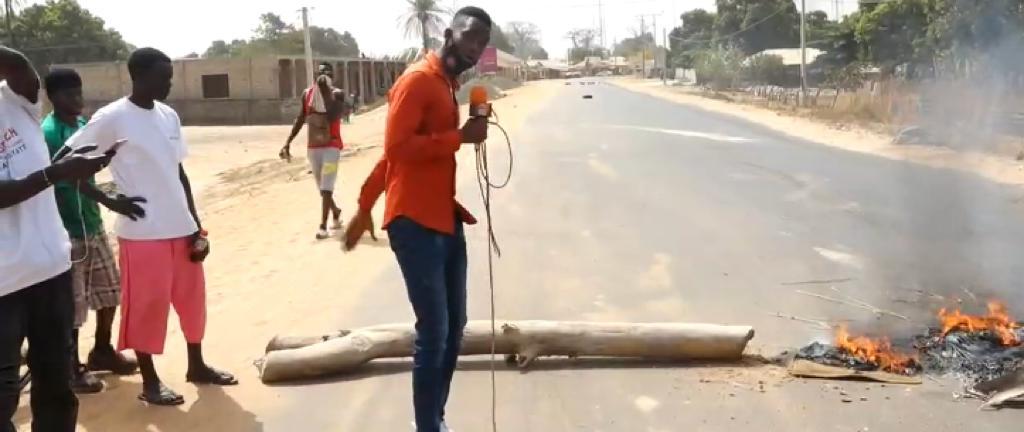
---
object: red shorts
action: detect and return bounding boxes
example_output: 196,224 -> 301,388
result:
117,237 -> 206,354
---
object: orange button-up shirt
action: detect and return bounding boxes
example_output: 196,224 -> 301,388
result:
357,53 -> 476,234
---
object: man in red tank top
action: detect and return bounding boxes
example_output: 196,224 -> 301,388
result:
281,63 -> 346,239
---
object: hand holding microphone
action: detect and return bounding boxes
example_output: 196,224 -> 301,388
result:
461,85 -> 491,144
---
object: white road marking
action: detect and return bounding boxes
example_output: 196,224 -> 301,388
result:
601,124 -> 753,143
638,253 -> 673,291
813,247 -> 864,270
587,158 -> 620,180
634,395 -> 661,413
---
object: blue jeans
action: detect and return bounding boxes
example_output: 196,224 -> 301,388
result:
388,217 -> 467,432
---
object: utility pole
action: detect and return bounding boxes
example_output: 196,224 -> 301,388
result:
799,0 -> 808,106
598,0 -> 605,54
640,16 -> 646,78
301,7 -> 315,88
662,27 -> 668,84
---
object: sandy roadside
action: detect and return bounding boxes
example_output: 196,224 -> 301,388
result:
613,79 -> 1024,189
15,80 -> 559,431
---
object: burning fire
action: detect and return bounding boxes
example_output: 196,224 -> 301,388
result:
938,301 -> 1020,346
834,325 -> 917,373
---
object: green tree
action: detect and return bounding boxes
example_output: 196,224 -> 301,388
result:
737,0 -> 800,54
925,0 -> 1024,76
506,21 -> 548,59
710,0 -> 802,54
854,0 -> 933,77
203,13 -> 359,59
613,32 -> 653,57
400,0 -> 448,54
490,24 -> 514,53
743,53 -> 787,85
254,12 -> 292,42
2,0 -> 24,46
806,10 -> 837,48
695,45 -> 744,90
669,9 -> 717,68
7,0 -> 132,67
816,12 -> 861,71
566,28 -> 604,62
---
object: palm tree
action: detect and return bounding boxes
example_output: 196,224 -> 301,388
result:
400,0 -> 448,55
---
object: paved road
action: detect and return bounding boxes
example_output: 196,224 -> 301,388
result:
265,80 -> 1024,431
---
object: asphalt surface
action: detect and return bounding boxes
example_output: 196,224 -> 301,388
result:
263,80 -> 1024,431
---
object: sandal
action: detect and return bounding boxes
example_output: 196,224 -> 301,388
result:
138,383 -> 185,406
186,367 -> 238,386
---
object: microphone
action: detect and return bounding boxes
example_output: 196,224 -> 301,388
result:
469,86 -> 492,119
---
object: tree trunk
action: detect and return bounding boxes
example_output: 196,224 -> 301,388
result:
258,321 -> 755,383
421,17 -> 430,54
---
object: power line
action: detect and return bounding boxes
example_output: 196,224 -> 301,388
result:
667,3 -> 793,44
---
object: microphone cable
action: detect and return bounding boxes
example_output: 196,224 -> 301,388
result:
473,108 -> 513,432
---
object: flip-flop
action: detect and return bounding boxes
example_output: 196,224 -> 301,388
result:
186,368 -> 238,386
138,383 -> 184,406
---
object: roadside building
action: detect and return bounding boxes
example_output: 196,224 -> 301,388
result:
51,55 -> 407,125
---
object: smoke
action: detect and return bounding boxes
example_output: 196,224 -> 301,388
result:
857,8 -> 1024,336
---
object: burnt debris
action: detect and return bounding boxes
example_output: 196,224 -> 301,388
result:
797,327 -> 1024,386
796,342 -> 923,376
915,327 -> 1024,385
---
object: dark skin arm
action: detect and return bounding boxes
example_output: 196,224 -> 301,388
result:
0,169 -> 56,209
180,164 -> 209,261
0,147 -> 112,209
76,181 -> 147,221
282,91 -> 307,161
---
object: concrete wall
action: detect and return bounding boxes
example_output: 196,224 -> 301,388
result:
57,56 -> 406,126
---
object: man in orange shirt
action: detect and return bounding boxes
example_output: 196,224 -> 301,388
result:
343,7 -> 491,432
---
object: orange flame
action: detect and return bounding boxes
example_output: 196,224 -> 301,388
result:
938,301 -> 1020,346
834,325 -> 917,373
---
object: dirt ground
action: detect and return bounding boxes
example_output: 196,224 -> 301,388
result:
13,80 -> 559,431
614,79 -> 1024,190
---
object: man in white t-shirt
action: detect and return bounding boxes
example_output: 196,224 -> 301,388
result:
0,46 -> 115,432
67,47 -> 236,407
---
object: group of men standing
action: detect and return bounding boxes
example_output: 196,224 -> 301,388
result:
1,4 -> 492,432
1,46 -> 234,431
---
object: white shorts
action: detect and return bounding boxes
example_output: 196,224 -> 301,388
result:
308,148 -> 341,192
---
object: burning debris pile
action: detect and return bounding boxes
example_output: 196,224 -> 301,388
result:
916,302 -> 1024,385
797,326 -> 921,376
796,301 -> 1024,387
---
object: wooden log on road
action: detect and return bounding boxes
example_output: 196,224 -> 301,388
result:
258,320 -> 755,383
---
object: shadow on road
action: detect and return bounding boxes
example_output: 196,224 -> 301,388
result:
267,355 -> 771,388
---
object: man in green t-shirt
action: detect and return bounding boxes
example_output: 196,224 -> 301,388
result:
42,69 -> 147,393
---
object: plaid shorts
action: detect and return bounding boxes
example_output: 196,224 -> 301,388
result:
70,231 -> 121,328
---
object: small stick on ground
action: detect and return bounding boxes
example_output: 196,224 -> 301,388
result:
795,290 -> 910,321
781,278 -> 853,286
769,312 -> 833,330
962,287 -> 980,304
